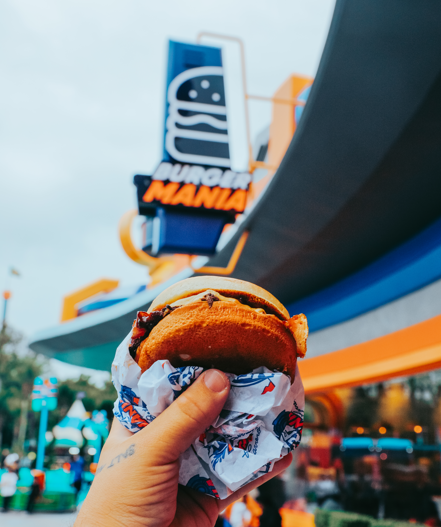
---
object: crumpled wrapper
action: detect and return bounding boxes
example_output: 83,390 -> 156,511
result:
112,328 -> 304,500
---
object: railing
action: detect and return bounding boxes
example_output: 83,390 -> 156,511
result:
197,32 -> 306,174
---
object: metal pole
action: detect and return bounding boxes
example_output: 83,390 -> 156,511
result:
93,435 -> 102,464
2,291 -> 10,332
36,399 -> 48,471
196,32 -> 253,171
17,399 -> 29,453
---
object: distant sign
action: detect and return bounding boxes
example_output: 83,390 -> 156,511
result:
135,163 -> 251,217
134,40 -> 249,256
32,376 -> 58,411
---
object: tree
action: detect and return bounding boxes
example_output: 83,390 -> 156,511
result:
0,327 -> 45,452
0,325 -> 117,453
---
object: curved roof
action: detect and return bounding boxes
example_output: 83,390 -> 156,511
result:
30,0 -> 441,386
209,0 -> 441,304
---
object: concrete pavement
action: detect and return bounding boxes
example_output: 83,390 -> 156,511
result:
0,510 -> 78,526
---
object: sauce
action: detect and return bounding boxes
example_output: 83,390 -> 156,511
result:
170,289 -> 267,314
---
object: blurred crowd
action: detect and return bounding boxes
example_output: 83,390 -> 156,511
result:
0,449 -> 86,514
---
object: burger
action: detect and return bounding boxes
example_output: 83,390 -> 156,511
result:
129,276 -> 308,379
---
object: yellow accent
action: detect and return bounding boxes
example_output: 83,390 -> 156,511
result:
118,209 -> 191,288
197,33 -> 311,179
192,231 -> 249,276
302,341 -> 441,393
299,313 -> 441,393
247,93 -> 307,106
148,256 -> 191,289
280,509 -> 315,527
61,279 -> 119,322
268,75 -> 312,172
119,210 -> 169,271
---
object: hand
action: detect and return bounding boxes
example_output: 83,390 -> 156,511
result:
75,369 -> 292,527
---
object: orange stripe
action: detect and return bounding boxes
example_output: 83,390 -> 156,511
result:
299,314 -> 441,393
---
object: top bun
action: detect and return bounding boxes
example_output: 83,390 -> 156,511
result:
148,276 -> 290,320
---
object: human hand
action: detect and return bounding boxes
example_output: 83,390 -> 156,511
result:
75,369 -> 292,527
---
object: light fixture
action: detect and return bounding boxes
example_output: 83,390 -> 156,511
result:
356,427 -> 364,435
69,447 -> 80,455
379,426 -> 387,435
414,425 -> 422,434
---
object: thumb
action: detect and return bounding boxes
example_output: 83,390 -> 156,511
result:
140,369 -> 230,464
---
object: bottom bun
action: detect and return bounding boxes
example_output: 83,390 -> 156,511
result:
136,301 -> 298,379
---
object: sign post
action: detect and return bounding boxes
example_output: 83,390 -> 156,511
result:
91,410 -> 109,464
32,377 -> 58,471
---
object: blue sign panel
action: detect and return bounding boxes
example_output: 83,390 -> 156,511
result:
134,40 -> 249,257
163,40 -> 230,168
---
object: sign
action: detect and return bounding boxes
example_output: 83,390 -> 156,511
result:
134,40 -> 250,256
135,163 -> 251,217
32,376 -> 58,412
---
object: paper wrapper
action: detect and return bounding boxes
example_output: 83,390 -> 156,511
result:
112,330 -> 304,500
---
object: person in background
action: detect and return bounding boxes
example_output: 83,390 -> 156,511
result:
70,453 -> 85,501
0,453 -> 19,512
257,473 -> 286,527
1,449 -> 10,468
224,494 -> 262,527
26,469 -> 45,514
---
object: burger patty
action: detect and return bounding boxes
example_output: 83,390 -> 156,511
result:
128,291 -> 265,359
136,300 -> 298,376
128,305 -> 176,359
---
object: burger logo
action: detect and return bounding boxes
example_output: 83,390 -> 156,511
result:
116,385 -> 149,430
186,475 -> 219,499
208,441 -> 234,471
165,66 -> 230,168
167,366 -> 201,400
231,373 -> 275,388
272,409 -> 304,449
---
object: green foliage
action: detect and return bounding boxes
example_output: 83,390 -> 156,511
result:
328,511 -> 371,527
315,510 -> 426,527
0,327 -> 45,449
315,508 -> 331,527
0,326 -> 116,451
56,376 -> 115,417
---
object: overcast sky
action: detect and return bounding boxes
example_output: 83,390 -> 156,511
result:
0,0 -> 335,383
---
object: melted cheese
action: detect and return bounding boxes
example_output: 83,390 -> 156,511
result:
170,289 -> 267,314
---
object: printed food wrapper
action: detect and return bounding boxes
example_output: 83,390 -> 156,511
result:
112,330 -> 304,500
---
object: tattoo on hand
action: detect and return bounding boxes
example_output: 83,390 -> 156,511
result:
97,444 -> 135,474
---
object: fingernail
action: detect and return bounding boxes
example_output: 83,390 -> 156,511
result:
204,370 -> 228,393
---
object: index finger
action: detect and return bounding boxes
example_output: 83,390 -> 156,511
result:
138,369 -> 230,464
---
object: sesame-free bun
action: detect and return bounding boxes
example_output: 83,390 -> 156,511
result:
148,276 -> 290,320
135,276 -> 305,379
